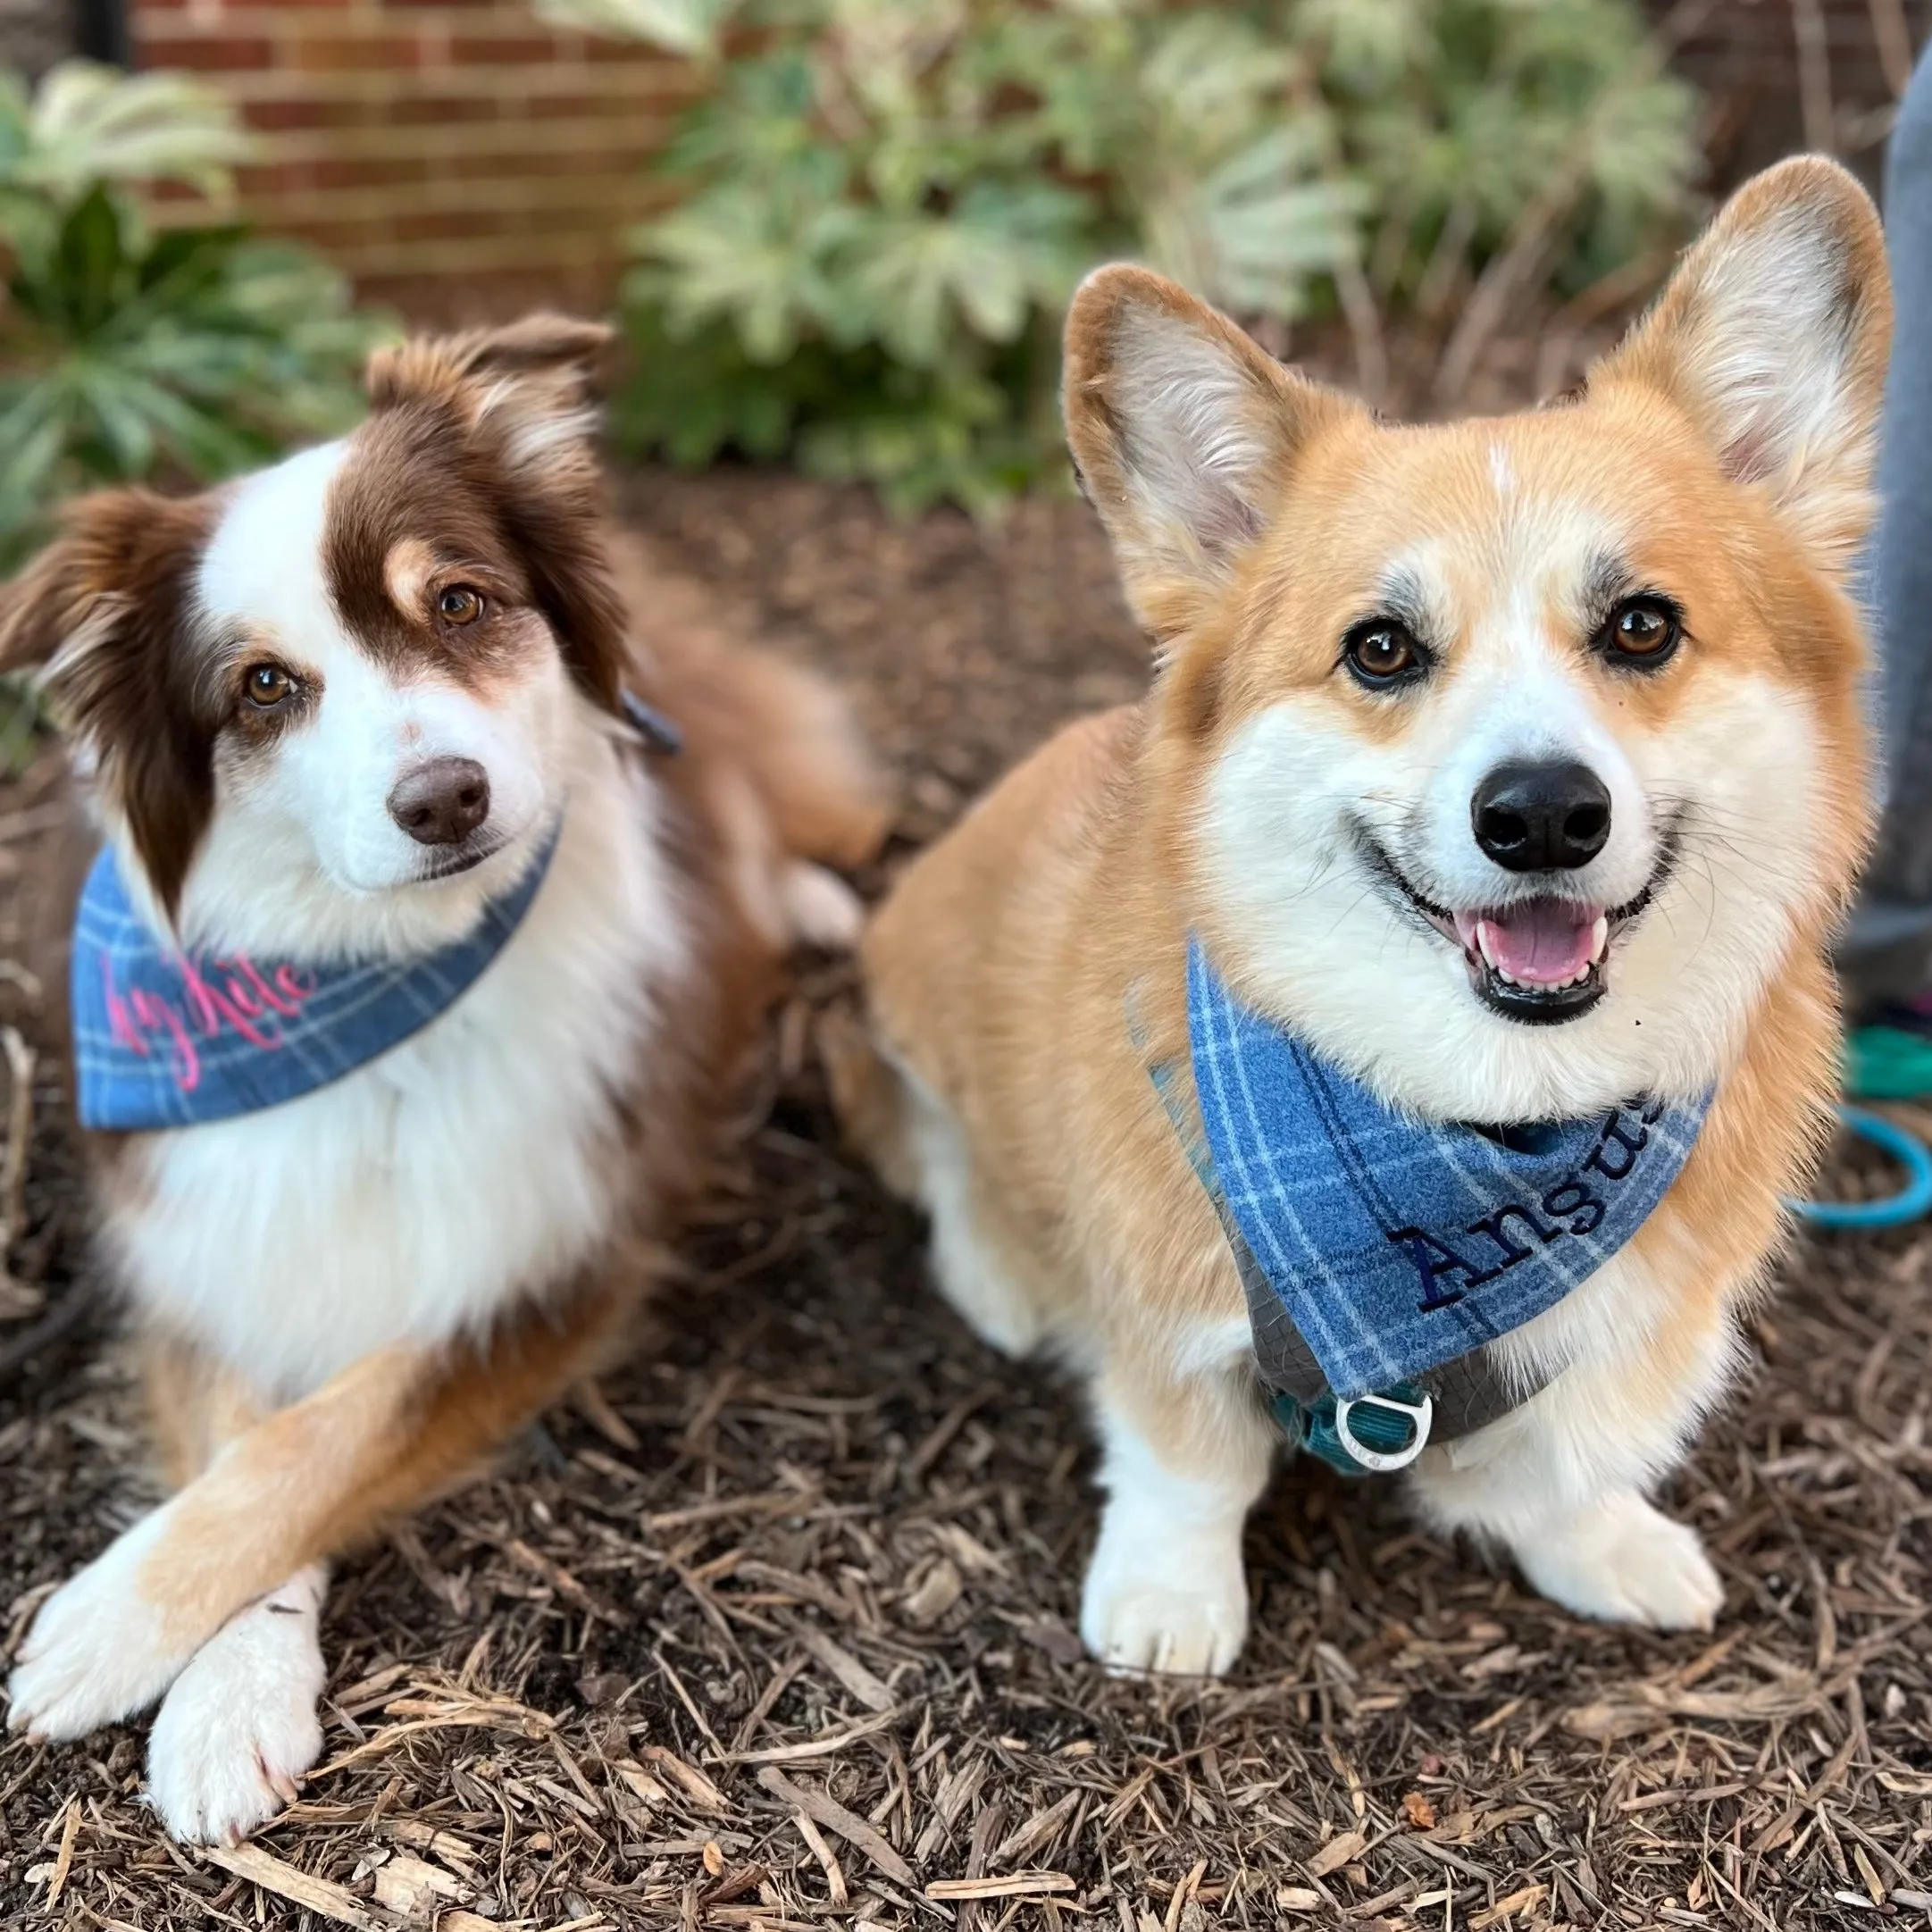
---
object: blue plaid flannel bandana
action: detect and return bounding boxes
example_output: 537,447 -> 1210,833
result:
72,825 -> 560,1133
1186,939 -> 1711,1401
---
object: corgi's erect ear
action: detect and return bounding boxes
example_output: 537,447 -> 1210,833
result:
1595,156 -> 1891,575
1062,265 -> 1359,639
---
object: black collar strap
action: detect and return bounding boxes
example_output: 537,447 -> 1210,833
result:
622,687 -> 683,755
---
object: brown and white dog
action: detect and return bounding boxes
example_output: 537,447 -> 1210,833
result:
1,317 -> 888,1836
835,160 -> 1886,1674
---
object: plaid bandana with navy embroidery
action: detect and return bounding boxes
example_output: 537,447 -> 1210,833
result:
72,826 -> 560,1133
1186,939 -> 1711,1401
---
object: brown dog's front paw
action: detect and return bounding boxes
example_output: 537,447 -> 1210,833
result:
7,1511 -> 190,1741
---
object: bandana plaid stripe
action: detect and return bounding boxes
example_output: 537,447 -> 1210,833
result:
1186,939 -> 1710,1401
72,826 -> 560,1133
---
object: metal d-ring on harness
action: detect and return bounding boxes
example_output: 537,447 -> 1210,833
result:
1133,1002 -> 1559,1480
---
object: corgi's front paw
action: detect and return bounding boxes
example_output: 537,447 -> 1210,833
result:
7,1513 -> 188,1741
1080,1517 -> 1249,1676
1514,1491 -> 1722,1632
147,1566 -> 328,1844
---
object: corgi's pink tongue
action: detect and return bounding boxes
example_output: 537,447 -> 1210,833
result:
1453,900 -> 1603,984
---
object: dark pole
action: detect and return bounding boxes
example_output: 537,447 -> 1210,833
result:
76,0 -> 131,68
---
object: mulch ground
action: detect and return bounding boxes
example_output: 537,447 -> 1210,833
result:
3,463 -> 1931,1932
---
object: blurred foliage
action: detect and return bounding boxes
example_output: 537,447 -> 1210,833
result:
542,0 -> 1702,512
0,62 -> 389,568
0,61 -> 391,767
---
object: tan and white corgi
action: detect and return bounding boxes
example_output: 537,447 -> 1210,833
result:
1,316 -> 888,1835
833,159 -> 1886,1675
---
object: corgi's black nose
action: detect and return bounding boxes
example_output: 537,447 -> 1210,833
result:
389,757 -> 490,846
1472,761 -> 1610,872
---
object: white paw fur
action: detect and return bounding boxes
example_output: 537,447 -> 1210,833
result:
780,859 -> 865,949
1081,1518 -> 1249,1676
7,1510 -> 194,1740
1078,1395 -> 1268,1677
1511,1490 -> 1722,1631
147,1566 -> 328,1844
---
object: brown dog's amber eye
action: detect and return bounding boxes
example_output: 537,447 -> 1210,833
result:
437,586 -> 484,626
1343,622 -> 1422,685
245,663 -> 294,708
1602,595 -> 1681,668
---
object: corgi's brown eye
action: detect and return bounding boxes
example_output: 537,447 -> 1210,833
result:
1344,622 -> 1422,685
1604,596 -> 1680,664
245,663 -> 294,708
438,586 -> 484,626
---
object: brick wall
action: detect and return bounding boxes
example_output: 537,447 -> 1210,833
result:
131,0 -> 699,322
123,0 -> 1932,325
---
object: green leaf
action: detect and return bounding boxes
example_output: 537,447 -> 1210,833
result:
596,0 -> 1702,514
14,61 -> 250,208
53,184 -> 130,337
531,0 -> 737,58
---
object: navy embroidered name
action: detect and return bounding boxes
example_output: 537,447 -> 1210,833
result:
1185,936 -> 1710,1402
1386,1100 -> 1666,1312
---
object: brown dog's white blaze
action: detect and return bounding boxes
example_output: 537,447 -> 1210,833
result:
341,314 -> 633,718
847,157 -> 1886,1676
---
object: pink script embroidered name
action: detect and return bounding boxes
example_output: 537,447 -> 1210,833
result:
98,949 -> 319,1093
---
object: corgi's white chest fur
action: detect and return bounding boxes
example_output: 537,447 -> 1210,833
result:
101,721 -> 687,1404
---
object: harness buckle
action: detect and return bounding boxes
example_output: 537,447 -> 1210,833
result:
1331,1388 -> 1433,1472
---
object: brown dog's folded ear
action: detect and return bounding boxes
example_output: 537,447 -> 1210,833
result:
1593,156 -> 1891,579
1062,264 -> 1361,643
365,313 -> 615,435
0,536 -> 88,675
1,490 -> 200,678
0,491 -> 219,918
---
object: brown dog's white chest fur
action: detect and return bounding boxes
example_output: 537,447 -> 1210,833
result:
840,158 -> 1885,1676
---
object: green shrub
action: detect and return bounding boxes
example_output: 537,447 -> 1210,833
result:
0,61 -> 390,766
542,0 -> 1702,512
0,62 -> 389,570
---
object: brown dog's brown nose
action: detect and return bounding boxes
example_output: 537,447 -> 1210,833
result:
388,757 -> 490,846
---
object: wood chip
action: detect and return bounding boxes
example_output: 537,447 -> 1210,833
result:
202,1844 -> 396,1930
795,1624 -> 896,1712
43,1798 -> 78,1912
372,1850 -> 469,1913
1307,1829 -> 1368,1878
792,1808 -> 849,1906
925,1871 -> 1076,1901
1470,1884 -> 1549,1928
641,1743 -> 728,1813
726,1704 -> 900,1763
757,1765 -> 915,1887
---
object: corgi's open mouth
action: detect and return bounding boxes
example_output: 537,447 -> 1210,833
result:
1356,828 -> 1675,1027
1442,898 -> 1610,1023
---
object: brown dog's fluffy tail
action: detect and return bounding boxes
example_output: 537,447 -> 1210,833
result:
607,534 -> 892,949
681,637 -> 892,872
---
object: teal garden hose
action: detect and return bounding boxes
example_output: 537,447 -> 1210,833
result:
1788,1105 -> 1932,1230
